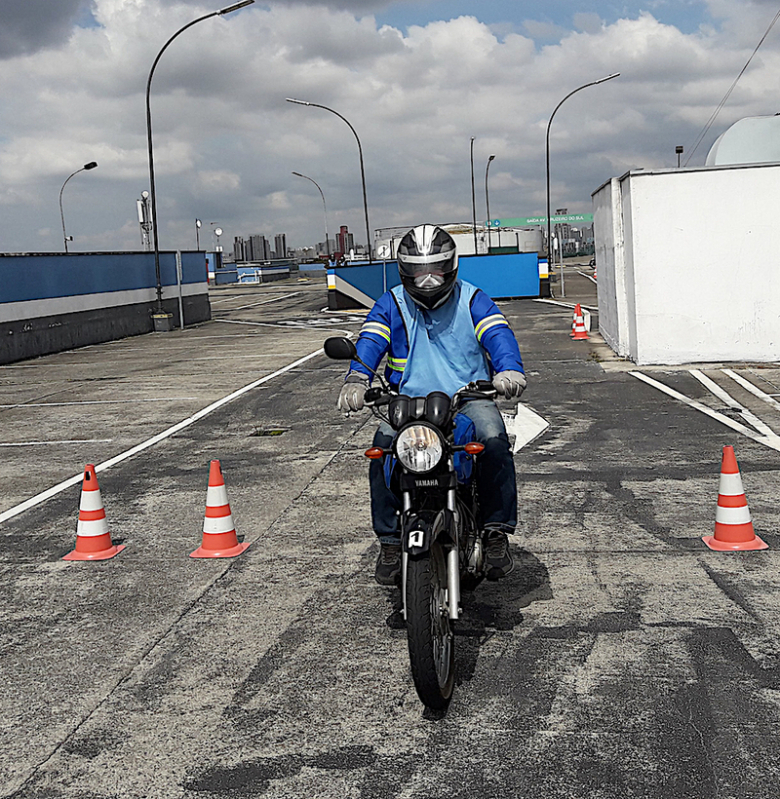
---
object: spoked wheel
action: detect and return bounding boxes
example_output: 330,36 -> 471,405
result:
405,541 -> 454,710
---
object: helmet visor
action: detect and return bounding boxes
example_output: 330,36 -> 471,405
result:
397,251 -> 456,280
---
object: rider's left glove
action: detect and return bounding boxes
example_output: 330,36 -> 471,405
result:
492,370 -> 527,399
337,372 -> 370,413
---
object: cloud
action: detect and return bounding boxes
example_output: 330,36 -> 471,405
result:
0,1 -> 779,254
0,0 -> 92,59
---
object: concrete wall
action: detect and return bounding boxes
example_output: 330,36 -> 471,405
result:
593,163 -> 780,365
0,251 -> 210,364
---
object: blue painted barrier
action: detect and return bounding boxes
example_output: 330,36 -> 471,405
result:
0,251 -> 210,364
327,252 -> 540,309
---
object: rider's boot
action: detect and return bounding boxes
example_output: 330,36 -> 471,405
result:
485,529 -> 514,580
375,541 -> 402,586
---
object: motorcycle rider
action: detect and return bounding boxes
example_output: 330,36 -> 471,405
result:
337,224 -> 526,585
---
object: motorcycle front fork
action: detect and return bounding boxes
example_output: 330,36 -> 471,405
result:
400,488 -> 461,622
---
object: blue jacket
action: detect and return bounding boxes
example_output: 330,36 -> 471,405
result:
348,279 -> 524,395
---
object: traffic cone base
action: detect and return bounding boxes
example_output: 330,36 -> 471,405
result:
191,460 -> 250,559
190,535 -> 250,559
64,535 -> 126,561
64,465 -> 124,561
702,445 -> 768,551
702,532 -> 768,551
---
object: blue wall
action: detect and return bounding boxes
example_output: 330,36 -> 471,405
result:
331,251 -> 540,305
0,251 -> 207,303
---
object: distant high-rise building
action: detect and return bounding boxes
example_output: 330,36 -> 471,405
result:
274,234 -> 287,259
336,226 -> 354,257
233,236 -> 245,262
249,234 -> 270,260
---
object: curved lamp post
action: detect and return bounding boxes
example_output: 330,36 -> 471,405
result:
546,72 -> 619,296
145,0 -> 254,319
470,136 -> 477,254
286,98 -> 372,262
485,154 -> 496,252
59,161 -> 98,253
292,171 -> 330,260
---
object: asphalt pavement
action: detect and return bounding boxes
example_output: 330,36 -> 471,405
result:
2,267 -> 780,798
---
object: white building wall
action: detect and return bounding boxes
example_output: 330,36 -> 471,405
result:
593,162 -> 780,365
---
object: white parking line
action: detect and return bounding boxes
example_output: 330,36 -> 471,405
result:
722,369 -> 780,412
0,348 -> 324,527
212,292 -> 301,312
630,371 -> 780,452
0,398 -> 196,409
0,439 -> 113,447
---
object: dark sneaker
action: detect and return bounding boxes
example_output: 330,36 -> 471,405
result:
375,543 -> 401,586
485,531 -> 514,580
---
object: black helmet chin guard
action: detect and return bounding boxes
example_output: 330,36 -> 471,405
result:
396,224 -> 458,310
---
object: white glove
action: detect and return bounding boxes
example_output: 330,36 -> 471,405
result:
337,372 -> 370,412
492,370 -> 527,399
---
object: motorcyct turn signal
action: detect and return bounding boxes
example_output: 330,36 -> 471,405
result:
395,424 -> 444,473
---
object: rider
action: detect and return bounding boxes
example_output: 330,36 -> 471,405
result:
337,224 -> 526,585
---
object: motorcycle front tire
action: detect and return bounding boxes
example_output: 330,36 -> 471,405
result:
405,541 -> 455,710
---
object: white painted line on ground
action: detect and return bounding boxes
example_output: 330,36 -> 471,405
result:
0,398 -> 197,409
501,404 -> 550,454
0,348 -> 324,527
533,299 -> 598,311
0,439 -> 113,447
690,369 -> 778,439
574,269 -> 597,284
630,371 -> 780,452
212,292 -> 301,312
722,369 -> 780,412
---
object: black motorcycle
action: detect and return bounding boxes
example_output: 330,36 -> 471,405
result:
325,336 -> 501,710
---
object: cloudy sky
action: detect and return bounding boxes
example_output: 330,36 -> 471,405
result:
1,0 -> 779,254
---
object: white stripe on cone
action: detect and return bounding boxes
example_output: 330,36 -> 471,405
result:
717,472 -> 746,496
204,515 -> 236,535
715,504 -> 752,525
79,490 -> 104,512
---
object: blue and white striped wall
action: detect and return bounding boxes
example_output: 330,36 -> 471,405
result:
327,252 -> 543,309
0,251 -> 210,364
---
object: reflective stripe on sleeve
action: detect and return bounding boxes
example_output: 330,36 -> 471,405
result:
387,357 -> 407,372
360,322 -> 391,343
475,314 -> 508,341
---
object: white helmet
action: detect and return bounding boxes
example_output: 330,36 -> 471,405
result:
396,224 -> 458,310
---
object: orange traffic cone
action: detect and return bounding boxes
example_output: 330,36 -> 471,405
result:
571,303 -> 589,340
190,460 -> 250,558
63,465 -> 125,561
702,446 -> 767,551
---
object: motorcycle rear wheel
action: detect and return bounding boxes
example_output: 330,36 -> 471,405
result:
406,542 -> 455,710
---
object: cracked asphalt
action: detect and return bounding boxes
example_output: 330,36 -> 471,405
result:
1,268 -> 780,798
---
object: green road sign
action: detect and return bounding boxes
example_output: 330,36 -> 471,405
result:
486,214 -> 593,227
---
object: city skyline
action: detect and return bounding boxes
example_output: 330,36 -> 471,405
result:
0,1 -> 778,255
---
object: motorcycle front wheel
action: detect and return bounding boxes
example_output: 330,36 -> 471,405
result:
405,541 -> 455,710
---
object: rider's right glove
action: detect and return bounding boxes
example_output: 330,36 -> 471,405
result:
492,370 -> 527,399
337,372 -> 370,413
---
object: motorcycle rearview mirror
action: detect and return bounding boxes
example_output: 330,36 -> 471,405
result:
324,337 -> 357,361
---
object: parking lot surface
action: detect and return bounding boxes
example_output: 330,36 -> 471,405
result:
2,269 -> 780,798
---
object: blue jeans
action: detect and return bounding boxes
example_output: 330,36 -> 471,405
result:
369,399 -> 517,544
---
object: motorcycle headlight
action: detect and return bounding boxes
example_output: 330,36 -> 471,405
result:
395,424 -> 444,473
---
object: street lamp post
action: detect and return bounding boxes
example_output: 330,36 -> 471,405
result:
485,154 -> 496,252
59,161 -> 98,253
145,0 -> 254,326
195,218 -> 201,249
286,98 -> 372,262
292,171 -> 330,260
546,72 -> 619,297
470,137 -> 477,254
676,145 -> 684,168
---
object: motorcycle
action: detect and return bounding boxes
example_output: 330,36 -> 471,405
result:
325,335 -> 505,710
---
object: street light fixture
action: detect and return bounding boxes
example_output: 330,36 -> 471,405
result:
485,154 -> 496,252
292,171 -> 331,260
59,161 -> 98,253
470,137 -> 477,254
195,218 -> 201,250
676,145 -> 684,168
546,72 -> 619,297
145,0 -> 255,324
286,98 -> 372,262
